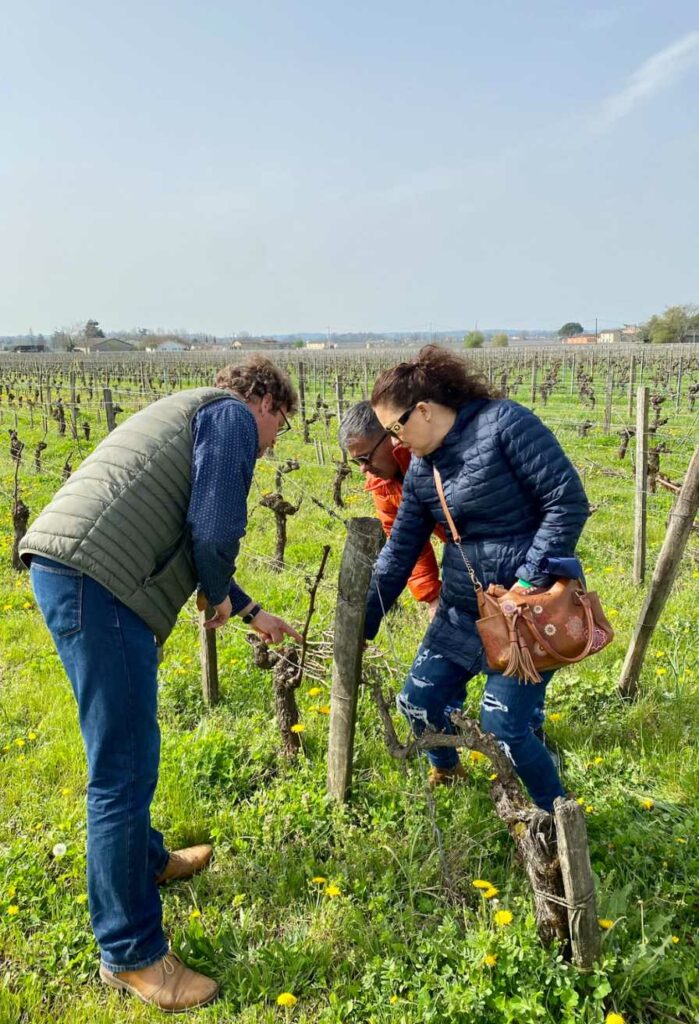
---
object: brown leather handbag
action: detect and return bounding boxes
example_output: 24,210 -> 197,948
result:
433,467 -> 614,683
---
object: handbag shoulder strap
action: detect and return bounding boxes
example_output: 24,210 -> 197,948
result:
433,465 -> 483,592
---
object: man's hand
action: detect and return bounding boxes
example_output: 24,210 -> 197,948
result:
204,596 -> 233,629
427,597 -> 440,621
250,610 -> 303,645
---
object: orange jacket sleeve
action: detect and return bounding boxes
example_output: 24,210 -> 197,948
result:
370,481 -> 442,604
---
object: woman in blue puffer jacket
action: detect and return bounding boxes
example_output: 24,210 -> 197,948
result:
364,345 -> 589,810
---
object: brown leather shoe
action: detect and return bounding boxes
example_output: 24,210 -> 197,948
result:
428,762 -> 469,788
100,952 -> 219,1012
156,844 -> 213,885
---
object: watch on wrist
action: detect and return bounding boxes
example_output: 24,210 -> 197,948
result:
242,603 -> 262,624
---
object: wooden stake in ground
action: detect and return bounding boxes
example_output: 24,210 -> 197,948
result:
633,386 -> 649,586
327,517 -> 384,801
197,591 -> 219,706
553,797 -> 601,969
619,445 -> 699,699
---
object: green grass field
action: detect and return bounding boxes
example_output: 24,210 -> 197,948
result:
1,363 -> 698,1023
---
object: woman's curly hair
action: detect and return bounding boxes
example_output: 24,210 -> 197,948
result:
215,356 -> 298,414
371,344 -> 493,410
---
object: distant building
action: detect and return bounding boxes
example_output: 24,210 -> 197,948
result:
599,326 -> 641,344
231,338 -> 281,350
89,338 -> 135,353
561,333 -> 598,345
157,340 -> 189,351
11,343 -> 47,352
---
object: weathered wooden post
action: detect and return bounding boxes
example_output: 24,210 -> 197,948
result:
633,387 -> 649,586
197,593 -> 220,705
103,387 -> 117,433
603,370 -> 613,434
327,517 -> 384,802
554,798 -> 601,970
69,370 -> 78,440
530,354 -> 538,406
619,445 -> 699,699
627,354 -> 636,417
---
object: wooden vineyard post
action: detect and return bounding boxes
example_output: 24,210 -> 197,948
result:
619,445 -> 699,699
197,594 -> 220,706
627,354 -> 636,417
103,387 -> 117,432
327,517 -> 384,802
603,369 -> 613,434
554,798 -> 601,970
633,386 -> 649,585
69,370 -> 78,440
530,354 -> 538,406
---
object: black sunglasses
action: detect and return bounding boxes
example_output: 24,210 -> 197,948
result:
276,410 -> 292,436
386,404 -> 417,437
350,431 -> 389,467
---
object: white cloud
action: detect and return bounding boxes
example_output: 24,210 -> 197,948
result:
593,30 -> 699,131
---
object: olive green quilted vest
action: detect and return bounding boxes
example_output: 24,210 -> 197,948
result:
20,387 -> 241,643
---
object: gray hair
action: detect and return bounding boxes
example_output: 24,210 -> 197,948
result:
339,401 -> 385,451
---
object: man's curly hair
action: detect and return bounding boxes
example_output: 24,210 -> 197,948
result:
215,356 -> 298,414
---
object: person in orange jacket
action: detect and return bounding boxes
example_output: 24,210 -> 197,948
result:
339,401 -> 445,619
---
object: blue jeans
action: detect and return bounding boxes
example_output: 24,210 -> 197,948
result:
30,557 -> 170,972
398,644 -> 565,811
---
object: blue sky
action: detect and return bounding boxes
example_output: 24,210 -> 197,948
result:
1,1 -> 697,335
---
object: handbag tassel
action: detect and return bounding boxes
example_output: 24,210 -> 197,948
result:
503,615 -> 544,684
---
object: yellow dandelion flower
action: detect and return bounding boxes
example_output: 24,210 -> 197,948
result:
494,909 -> 513,927
310,876 -> 327,884
325,884 -> 341,898
655,667 -> 667,676
3,605 -> 12,612
484,953 -> 497,967
585,806 -> 594,814
654,650 -> 665,658
61,787 -> 70,796
489,773 -> 498,781
76,894 -> 88,904
7,885 -> 16,898
189,908 -> 201,919
483,887 -> 499,899
608,608 -> 619,616
675,838 -> 687,844
598,918 -> 614,930
671,935 -> 680,944
290,723 -> 305,733
22,602 -> 32,610
594,756 -> 604,765
7,905 -> 19,916
605,1014 -> 625,1024
317,705 -> 331,715
389,995 -> 399,1005
14,738 -> 25,748
472,880 -> 493,890
276,992 -> 297,1008
307,687 -> 322,697
576,797 -> 585,806
27,731 -> 37,741
548,712 -> 562,723
468,750 -> 487,763
640,798 -> 654,810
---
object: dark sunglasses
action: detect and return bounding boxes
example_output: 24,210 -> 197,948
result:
386,404 -> 417,437
276,410 -> 292,436
350,431 -> 389,467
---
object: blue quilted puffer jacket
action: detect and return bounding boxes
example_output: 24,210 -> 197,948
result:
364,398 -> 590,669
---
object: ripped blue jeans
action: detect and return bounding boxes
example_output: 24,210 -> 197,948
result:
397,644 -> 565,811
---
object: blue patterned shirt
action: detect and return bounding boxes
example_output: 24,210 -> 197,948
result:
187,398 -> 257,610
